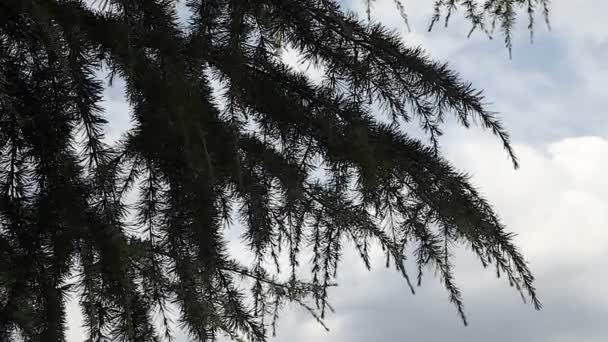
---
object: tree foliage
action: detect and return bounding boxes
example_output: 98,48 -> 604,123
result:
0,0 -> 546,341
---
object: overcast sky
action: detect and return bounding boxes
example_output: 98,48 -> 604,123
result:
270,2 -> 608,341
69,1 -> 608,341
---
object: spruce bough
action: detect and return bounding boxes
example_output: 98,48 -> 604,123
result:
0,1 -> 548,341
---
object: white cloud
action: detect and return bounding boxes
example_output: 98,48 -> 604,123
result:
447,136 -> 608,265
65,294 -> 86,342
266,135 -> 608,341
552,0 -> 608,44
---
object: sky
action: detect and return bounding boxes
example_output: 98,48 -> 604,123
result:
70,1 -> 608,341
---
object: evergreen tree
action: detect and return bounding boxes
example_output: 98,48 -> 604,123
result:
0,1 -> 548,341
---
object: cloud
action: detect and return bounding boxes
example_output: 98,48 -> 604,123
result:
267,135 -> 608,342
262,3 -> 608,340
552,0 -> 608,44
447,136 -> 608,265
